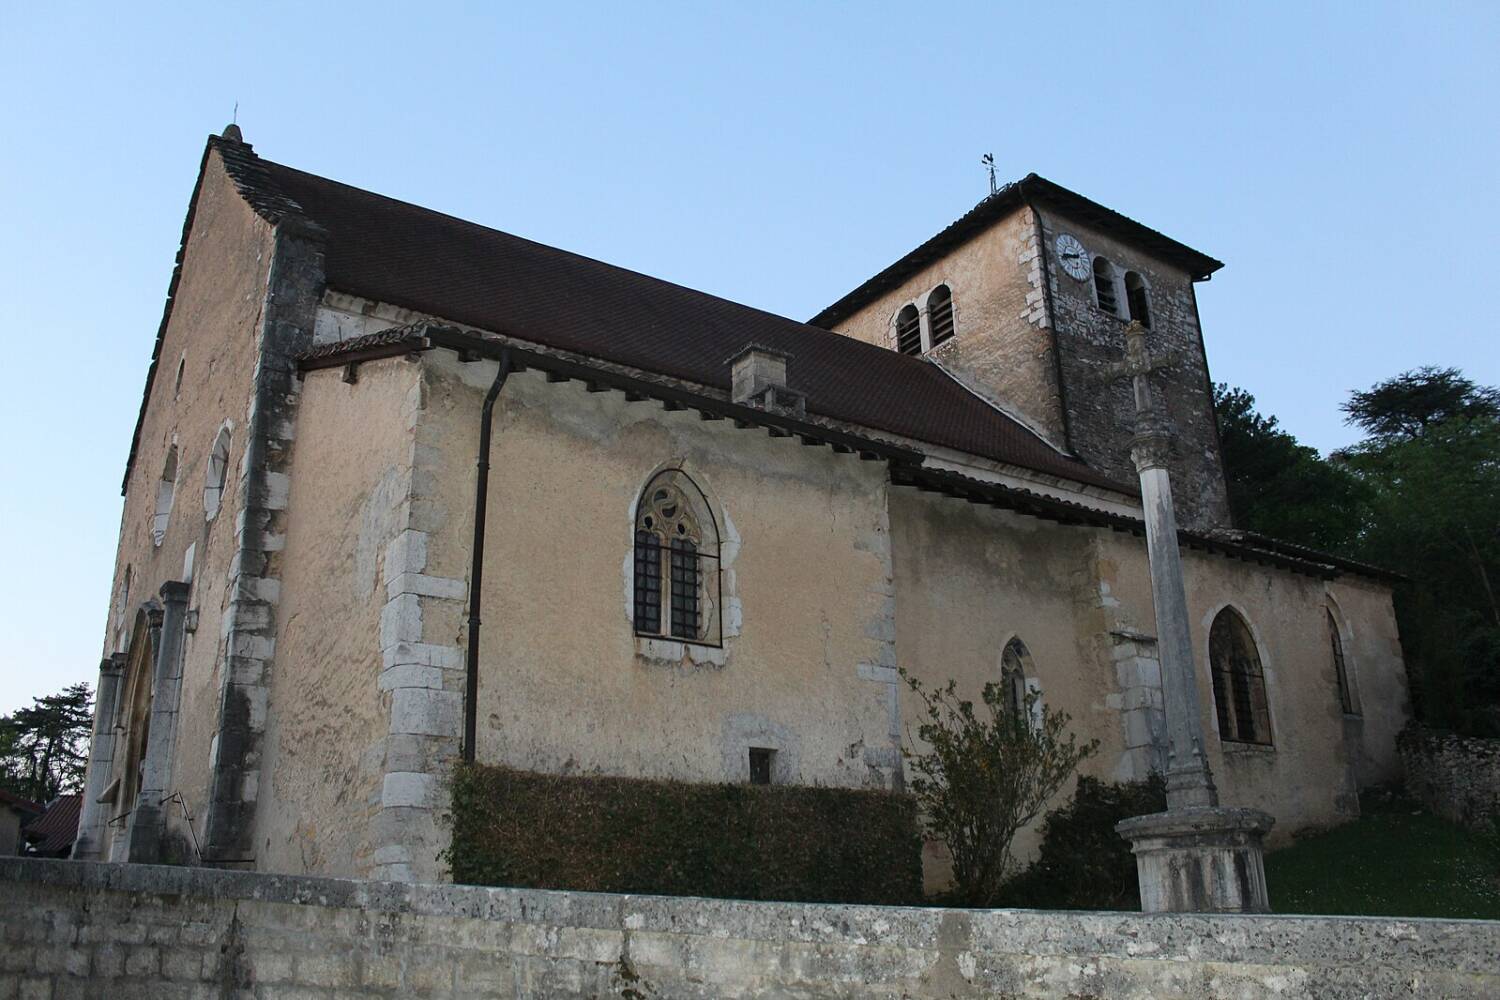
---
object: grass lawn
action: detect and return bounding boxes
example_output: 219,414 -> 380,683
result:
1265,797 -> 1500,920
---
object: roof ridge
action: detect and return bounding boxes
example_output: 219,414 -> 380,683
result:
249,153 -> 971,373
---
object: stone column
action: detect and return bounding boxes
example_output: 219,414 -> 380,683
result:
73,654 -> 126,861
1109,322 -> 1274,913
127,580 -> 191,863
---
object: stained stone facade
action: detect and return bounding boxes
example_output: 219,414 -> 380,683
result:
77,130 -> 1411,888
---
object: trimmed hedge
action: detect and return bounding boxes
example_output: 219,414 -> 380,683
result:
445,763 -> 922,905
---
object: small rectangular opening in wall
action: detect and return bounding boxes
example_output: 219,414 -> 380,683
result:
748,748 -> 774,786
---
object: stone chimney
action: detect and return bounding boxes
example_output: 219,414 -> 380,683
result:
727,344 -> 803,414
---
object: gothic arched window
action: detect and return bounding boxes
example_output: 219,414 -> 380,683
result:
894,304 -> 922,356
1328,609 -> 1357,715
1209,608 -> 1272,745
1000,637 -> 1032,727
927,284 -> 955,347
1124,271 -> 1151,328
633,470 -> 721,645
1093,256 -> 1119,316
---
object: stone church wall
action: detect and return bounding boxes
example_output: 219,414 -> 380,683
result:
411,354 -> 900,804
249,356 -> 421,877
6,858 -> 1497,999
81,148 -> 279,863
1097,530 -> 1408,839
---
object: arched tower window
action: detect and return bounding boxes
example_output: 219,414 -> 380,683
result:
633,470 -> 721,645
1000,637 -> 1032,726
1124,271 -> 1151,328
1328,609 -> 1357,715
1209,609 -> 1272,745
927,284 -> 955,347
203,426 -> 231,522
894,304 -> 922,356
1093,256 -> 1119,316
151,447 -> 178,546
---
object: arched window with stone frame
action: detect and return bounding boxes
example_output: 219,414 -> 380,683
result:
1327,606 -> 1359,716
1000,637 -> 1034,729
633,469 -> 721,645
926,284 -> 955,347
1208,608 -> 1273,745
1124,271 -> 1151,328
1093,256 -> 1119,316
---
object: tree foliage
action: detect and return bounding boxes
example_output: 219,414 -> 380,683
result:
899,668 -> 1097,906
1213,383 -> 1370,552
1337,373 -> 1500,734
1215,368 -> 1499,735
1343,366 -> 1500,442
0,682 -> 94,804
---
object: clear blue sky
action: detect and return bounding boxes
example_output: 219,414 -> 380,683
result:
1,2 -> 1496,713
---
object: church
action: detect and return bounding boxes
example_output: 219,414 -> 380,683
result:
75,128 -> 1409,886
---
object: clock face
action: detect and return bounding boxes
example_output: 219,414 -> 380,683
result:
1055,234 -> 1090,280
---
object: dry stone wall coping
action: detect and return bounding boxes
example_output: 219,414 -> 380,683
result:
3,857 -> 1498,998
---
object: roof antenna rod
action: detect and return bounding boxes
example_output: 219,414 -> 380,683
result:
232,100 -> 238,125
982,153 -> 997,196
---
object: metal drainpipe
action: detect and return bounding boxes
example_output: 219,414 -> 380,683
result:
463,349 -> 514,763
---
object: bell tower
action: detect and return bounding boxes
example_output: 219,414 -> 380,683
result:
813,175 -> 1231,531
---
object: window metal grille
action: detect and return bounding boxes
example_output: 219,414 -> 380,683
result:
633,472 -> 721,646
927,285 -> 955,347
1209,610 -> 1273,745
1093,257 -> 1118,316
1328,610 -> 1356,715
1125,272 -> 1151,328
895,304 -> 922,355
633,529 -> 662,634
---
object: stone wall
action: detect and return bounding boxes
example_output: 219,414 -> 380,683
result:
3,859 -> 1498,999
1400,726 -> 1500,828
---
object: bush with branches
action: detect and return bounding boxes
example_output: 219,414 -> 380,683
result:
899,667 -> 1097,906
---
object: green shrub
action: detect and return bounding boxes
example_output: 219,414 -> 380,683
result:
443,763 -> 922,905
1000,774 -> 1166,910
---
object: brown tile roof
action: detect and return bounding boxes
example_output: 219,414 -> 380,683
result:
23,793 -> 81,856
210,136 -> 1129,494
809,174 -> 1224,330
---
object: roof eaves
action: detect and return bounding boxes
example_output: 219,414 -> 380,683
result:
893,465 -> 1393,583
298,324 -> 926,466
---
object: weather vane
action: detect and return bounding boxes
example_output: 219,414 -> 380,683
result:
982,153 -> 997,195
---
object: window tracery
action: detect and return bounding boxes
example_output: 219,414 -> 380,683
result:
633,470 -> 720,645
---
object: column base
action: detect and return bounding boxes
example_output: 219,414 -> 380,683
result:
1116,806 -> 1274,913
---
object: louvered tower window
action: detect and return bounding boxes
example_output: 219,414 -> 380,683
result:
1125,271 -> 1151,328
894,304 -> 922,355
927,284 -> 955,347
1093,256 -> 1119,316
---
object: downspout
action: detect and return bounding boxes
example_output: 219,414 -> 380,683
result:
463,349 -> 514,763
1026,197 -> 1077,455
